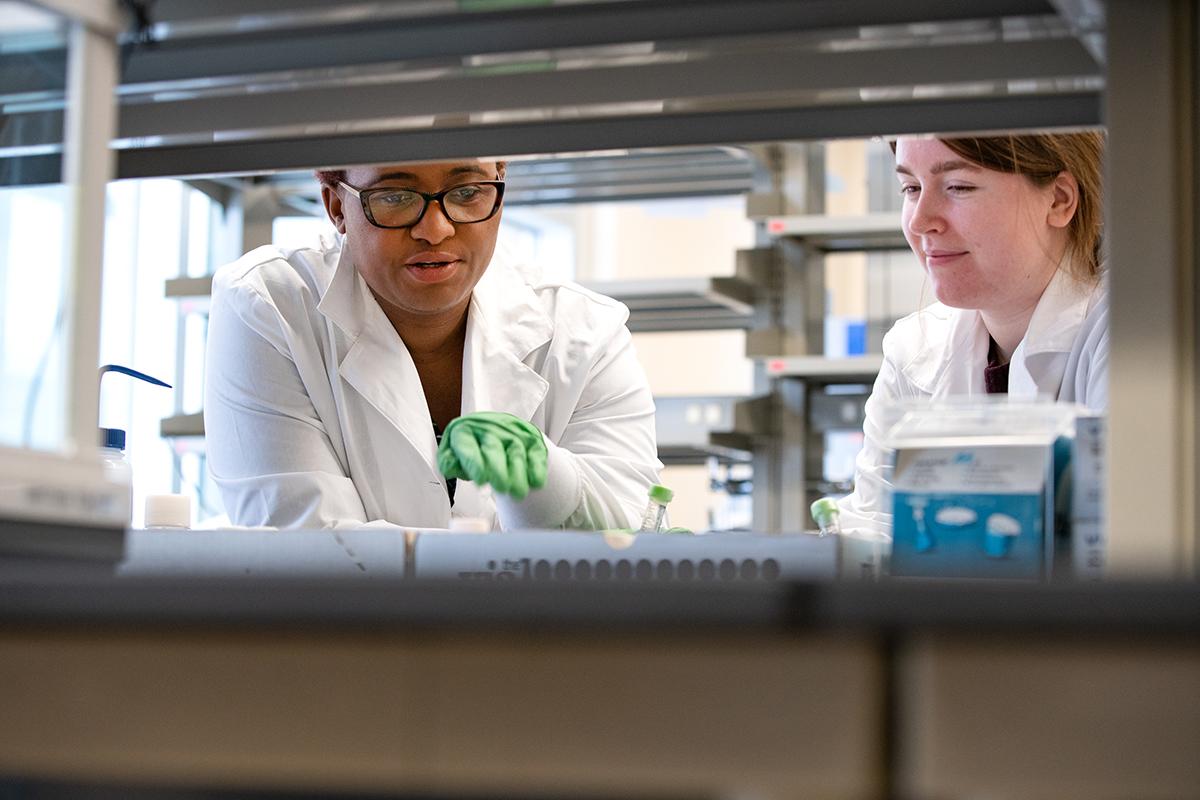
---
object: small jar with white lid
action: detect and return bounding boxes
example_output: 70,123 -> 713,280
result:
143,493 -> 192,530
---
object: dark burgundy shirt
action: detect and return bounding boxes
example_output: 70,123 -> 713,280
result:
984,337 -> 1009,394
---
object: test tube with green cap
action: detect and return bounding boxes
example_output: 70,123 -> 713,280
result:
638,484 -> 674,532
810,497 -> 842,537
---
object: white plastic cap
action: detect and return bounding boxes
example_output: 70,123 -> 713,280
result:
144,493 -> 191,529
448,516 -> 491,533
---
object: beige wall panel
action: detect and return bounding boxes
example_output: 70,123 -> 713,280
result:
899,636 -> 1200,799
0,631 -> 438,790
658,463 -> 717,532
632,330 -> 754,396
0,630 -> 884,800
825,139 -> 870,216
583,200 -> 755,281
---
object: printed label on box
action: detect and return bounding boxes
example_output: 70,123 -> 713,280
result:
891,443 -> 1050,579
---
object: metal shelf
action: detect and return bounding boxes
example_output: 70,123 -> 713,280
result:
583,276 -> 757,333
764,213 -> 908,251
160,412 -> 204,438
758,355 -> 883,382
653,395 -> 754,465
164,275 -> 214,299
0,1 -> 1103,184
253,147 -> 760,215
164,273 -> 756,332
163,397 -> 755,466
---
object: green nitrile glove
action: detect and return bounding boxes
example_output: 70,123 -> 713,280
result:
437,411 -> 548,500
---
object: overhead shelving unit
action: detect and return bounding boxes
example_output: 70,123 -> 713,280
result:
732,205 -> 905,530
3,0 -> 1104,185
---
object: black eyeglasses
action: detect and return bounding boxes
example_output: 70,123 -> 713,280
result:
338,180 -> 505,229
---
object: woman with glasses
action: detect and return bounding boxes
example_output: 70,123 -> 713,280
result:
204,159 -> 661,530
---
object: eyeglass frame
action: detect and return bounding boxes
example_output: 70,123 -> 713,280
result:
337,179 -> 506,229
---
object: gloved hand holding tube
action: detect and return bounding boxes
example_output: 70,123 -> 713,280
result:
437,411 -> 548,500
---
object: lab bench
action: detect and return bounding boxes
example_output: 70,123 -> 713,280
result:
0,562 -> 1196,800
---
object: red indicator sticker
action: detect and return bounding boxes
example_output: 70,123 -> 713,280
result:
768,359 -> 785,373
767,220 -> 784,233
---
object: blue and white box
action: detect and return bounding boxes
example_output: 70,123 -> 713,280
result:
885,402 -> 1078,580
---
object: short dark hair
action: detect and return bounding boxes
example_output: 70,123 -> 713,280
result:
314,161 -> 508,190
313,168 -> 345,190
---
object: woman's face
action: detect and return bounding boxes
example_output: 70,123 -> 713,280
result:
324,160 -> 503,325
894,138 -> 1070,318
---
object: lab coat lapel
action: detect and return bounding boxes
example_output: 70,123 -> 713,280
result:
461,258 -> 551,421
902,306 -> 990,396
901,268 -> 1097,400
317,242 -> 440,469
1009,268 -> 1097,400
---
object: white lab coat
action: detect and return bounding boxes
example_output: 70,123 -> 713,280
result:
204,239 -> 662,530
838,267 -> 1109,538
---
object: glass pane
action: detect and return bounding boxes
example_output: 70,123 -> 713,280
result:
0,183 -> 69,450
0,5 -> 69,452
99,179 -> 189,527
0,4 -> 68,186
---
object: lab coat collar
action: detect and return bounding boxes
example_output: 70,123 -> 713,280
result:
1007,265 -> 1100,399
901,262 -> 1100,398
899,303 -> 985,395
316,238 -> 554,356
318,238 -> 440,475
316,237 -> 366,339
462,246 -> 552,421
1015,265 -> 1097,359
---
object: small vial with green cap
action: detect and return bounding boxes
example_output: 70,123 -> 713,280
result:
810,497 -> 843,537
638,484 -> 674,533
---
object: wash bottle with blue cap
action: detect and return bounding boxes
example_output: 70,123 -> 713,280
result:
98,364 -> 172,526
